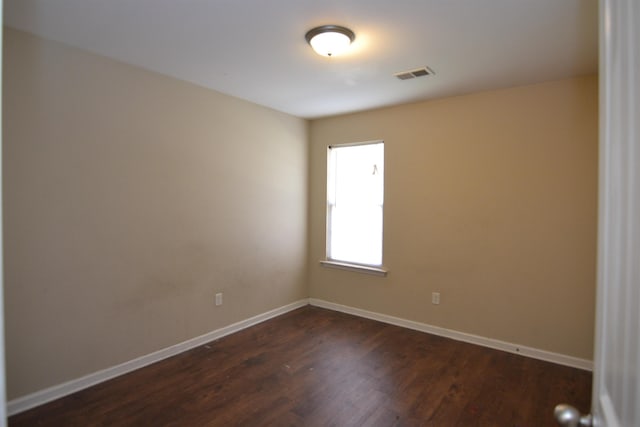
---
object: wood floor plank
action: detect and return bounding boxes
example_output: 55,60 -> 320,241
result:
9,306 -> 591,426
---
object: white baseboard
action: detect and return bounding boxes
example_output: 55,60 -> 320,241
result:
9,297 -> 592,416
7,299 -> 309,416
308,298 -> 593,371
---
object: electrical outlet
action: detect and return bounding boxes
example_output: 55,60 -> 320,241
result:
215,293 -> 223,306
432,292 -> 440,305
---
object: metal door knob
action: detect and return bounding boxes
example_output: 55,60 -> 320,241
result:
554,404 -> 593,427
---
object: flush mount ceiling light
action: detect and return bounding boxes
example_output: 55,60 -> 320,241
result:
305,25 -> 355,57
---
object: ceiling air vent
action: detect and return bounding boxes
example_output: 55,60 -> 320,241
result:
394,66 -> 435,80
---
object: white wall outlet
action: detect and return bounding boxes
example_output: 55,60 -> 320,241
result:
215,292 -> 223,306
432,292 -> 440,305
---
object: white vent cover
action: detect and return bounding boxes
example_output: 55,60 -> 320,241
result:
394,67 -> 435,80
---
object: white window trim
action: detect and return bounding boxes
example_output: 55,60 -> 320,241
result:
320,260 -> 388,276
323,140 -> 387,276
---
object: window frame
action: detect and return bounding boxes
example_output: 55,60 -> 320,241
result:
322,140 -> 387,276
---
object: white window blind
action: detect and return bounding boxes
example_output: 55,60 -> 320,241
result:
327,141 -> 384,266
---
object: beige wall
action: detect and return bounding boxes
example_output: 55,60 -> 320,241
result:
309,76 -> 598,360
2,28 -> 308,399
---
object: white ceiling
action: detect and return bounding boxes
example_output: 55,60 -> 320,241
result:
4,0 -> 598,119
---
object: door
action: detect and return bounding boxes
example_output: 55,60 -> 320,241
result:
557,0 -> 640,426
557,1 -> 640,426
592,0 -> 640,425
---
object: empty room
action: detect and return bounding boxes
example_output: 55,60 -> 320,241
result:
4,0 -> 636,426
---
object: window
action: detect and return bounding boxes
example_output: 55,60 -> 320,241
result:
326,141 -> 384,269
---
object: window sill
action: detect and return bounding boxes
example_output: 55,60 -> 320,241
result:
319,260 -> 388,277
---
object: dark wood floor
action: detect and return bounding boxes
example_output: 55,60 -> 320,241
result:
9,306 -> 591,426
